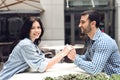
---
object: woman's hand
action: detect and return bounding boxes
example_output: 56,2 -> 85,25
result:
61,44 -> 74,57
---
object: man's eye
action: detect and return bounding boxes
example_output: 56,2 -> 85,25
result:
81,21 -> 85,24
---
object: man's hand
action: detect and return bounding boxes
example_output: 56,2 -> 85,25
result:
67,48 -> 76,61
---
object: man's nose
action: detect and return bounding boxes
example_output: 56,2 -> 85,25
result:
78,23 -> 81,28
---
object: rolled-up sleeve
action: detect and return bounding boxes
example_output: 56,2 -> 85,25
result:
20,45 -> 48,72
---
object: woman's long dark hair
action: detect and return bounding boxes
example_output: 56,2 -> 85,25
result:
9,17 -> 44,53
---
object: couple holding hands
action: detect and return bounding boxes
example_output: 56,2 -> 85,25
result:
1,9 -> 120,80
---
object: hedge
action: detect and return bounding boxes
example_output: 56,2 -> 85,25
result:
45,73 -> 120,80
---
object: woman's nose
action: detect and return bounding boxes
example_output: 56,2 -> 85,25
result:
34,28 -> 39,32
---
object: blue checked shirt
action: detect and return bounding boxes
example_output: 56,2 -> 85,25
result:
0,38 -> 49,80
74,28 -> 120,75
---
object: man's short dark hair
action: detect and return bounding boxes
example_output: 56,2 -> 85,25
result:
80,10 -> 100,28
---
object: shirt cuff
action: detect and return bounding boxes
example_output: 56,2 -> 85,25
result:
74,54 -> 79,65
38,59 -> 48,72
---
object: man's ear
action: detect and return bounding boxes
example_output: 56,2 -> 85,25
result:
91,21 -> 96,26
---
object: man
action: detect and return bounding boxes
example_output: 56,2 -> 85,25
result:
67,10 -> 120,76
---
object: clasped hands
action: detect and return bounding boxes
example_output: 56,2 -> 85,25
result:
61,44 -> 76,61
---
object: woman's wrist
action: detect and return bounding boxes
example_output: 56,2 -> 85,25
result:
60,52 -> 66,57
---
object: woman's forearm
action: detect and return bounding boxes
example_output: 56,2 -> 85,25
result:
45,52 -> 65,70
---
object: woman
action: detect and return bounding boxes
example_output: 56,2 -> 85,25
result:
0,17 -> 72,80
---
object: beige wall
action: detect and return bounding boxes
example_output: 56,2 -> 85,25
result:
40,0 -> 64,46
115,0 -> 120,50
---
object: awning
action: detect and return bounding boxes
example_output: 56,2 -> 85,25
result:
0,0 -> 44,16
0,10 -> 42,17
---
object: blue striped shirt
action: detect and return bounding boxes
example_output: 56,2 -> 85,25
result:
0,38 -> 49,80
74,28 -> 120,75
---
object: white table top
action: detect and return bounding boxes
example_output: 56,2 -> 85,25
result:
10,63 -> 87,80
41,44 -> 84,50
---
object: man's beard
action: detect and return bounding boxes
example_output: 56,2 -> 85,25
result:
79,28 -> 86,39
79,24 -> 91,39
81,24 -> 91,35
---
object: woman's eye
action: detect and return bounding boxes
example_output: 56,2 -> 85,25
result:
37,26 -> 41,29
31,27 -> 35,29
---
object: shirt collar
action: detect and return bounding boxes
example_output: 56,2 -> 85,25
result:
85,28 -> 102,47
92,28 -> 102,41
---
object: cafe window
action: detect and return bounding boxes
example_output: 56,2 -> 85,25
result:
0,17 -> 23,42
66,0 -> 113,8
